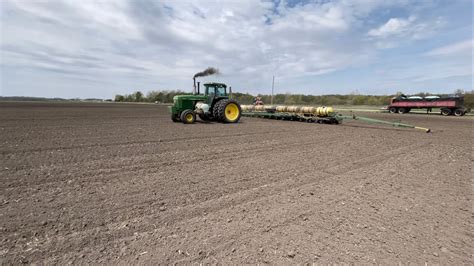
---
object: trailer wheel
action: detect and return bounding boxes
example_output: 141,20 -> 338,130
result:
454,109 -> 464,116
389,107 -> 398,113
398,108 -> 408,114
441,108 -> 452,116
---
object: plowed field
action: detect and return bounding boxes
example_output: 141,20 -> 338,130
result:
1,102 -> 472,264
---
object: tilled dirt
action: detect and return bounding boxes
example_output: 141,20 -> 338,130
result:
0,102 -> 472,264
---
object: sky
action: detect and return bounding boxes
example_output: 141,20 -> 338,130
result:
0,0 -> 472,98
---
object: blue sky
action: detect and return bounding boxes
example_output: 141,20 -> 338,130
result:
0,0 -> 472,98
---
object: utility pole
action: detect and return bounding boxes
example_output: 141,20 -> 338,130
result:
271,75 -> 275,105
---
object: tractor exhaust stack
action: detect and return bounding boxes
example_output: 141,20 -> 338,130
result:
192,67 -> 219,95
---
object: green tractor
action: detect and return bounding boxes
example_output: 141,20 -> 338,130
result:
169,82 -> 242,124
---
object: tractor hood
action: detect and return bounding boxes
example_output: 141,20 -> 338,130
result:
173,95 -> 208,102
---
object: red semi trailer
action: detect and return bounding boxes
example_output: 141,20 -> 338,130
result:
387,95 -> 470,116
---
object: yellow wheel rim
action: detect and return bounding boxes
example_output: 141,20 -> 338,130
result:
225,103 -> 239,121
185,113 -> 194,122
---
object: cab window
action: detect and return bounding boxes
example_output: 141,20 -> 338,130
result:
216,87 -> 226,96
207,86 -> 215,96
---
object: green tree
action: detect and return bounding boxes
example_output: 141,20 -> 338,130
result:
464,93 -> 474,109
367,96 -> 379,105
146,91 -> 161,103
284,93 -> 296,105
114,95 -> 125,102
134,91 -> 144,102
352,95 -> 366,105
454,89 -> 465,96
124,94 -> 135,102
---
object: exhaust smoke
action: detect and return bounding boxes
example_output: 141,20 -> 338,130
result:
193,67 -> 220,95
193,67 -> 220,78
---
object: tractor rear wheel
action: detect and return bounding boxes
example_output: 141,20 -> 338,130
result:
216,99 -> 241,123
212,100 -> 224,121
180,109 -> 196,124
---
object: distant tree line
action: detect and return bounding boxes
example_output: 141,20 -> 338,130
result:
0,96 -> 112,102
1,91 -> 472,109
114,89 -> 474,108
114,90 -> 190,103
234,93 -> 394,106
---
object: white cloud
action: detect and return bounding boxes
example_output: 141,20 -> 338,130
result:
367,15 -> 446,49
368,16 -> 415,37
425,39 -> 474,56
3,0 -> 380,96
0,0 -> 469,97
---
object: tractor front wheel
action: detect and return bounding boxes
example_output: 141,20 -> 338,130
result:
171,113 -> 180,122
180,109 -> 196,124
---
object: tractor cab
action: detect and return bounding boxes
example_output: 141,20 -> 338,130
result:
203,82 -> 228,105
204,83 -> 227,96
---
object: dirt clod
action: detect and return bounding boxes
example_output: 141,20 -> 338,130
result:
287,250 -> 296,258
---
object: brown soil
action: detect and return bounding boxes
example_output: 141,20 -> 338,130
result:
1,102 -> 472,264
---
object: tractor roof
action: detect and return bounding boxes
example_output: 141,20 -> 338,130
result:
203,82 -> 227,87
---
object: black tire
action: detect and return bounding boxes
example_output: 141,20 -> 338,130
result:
216,99 -> 241,123
171,113 -> 180,122
441,108 -> 452,116
198,114 -> 211,121
212,100 -> 225,121
180,109 -> 195,124
454,109 -> 464,116
398,108 -> 407,114
389,107 -> 398,113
